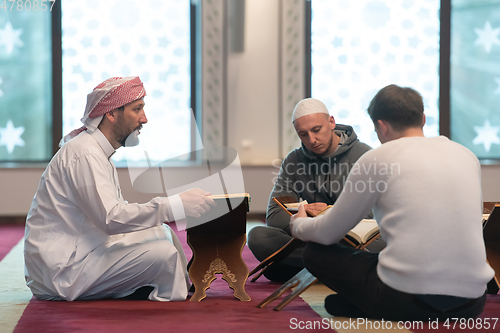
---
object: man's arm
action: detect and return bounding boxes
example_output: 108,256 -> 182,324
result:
68,154 -> 214,235
266,155 -> 301,232
290,151 -> 381,245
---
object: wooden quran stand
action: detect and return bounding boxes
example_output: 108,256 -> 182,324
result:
186,195 -> 251,302
483,202 -> 500,294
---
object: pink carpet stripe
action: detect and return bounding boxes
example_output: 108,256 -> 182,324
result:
0,225 -> 25,261
13,224 -> 325,333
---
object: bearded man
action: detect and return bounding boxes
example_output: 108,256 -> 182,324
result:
24,77 -> 214,301
247,98 -> 373,281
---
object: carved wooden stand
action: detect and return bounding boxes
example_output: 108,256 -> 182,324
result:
484,202 -> 500,294
187,196 -> 251,302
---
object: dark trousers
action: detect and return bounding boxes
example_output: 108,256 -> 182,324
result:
247,226 -> 305,281
248,225 -> 387,282
303,242 -> 487,321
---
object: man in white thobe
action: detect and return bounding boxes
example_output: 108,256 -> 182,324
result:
24,76 -> 215,301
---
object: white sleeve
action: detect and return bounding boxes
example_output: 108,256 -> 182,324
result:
168,194 -> 186,221
68,153 -> 182,235
291,151 -> 382,245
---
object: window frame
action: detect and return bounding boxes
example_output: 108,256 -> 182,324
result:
305,0 -> 500,162
46,1 -> 197,164
52,0 -> 62,156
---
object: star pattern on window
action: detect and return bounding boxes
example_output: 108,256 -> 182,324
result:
0,21 -> 24,55
473,21 -> 500,53
473,119 -> 500,153
0,120 -> 25,154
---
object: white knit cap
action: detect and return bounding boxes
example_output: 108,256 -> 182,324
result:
292,98 -> 330,122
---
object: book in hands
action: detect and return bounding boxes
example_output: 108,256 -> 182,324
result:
272,196 -> 333,217
272,196 -> 380,248
209,193 -> 250,200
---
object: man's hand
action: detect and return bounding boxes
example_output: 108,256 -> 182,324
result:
290,203 -> 307,238
178,188 -> 217,218
304,202 -> 327,216
293,203 -> 308,219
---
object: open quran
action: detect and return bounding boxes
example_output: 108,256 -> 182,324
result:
273,196 -> 380,248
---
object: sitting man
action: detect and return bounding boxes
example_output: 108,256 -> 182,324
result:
24,76 -> 216,301
291,84 -> 494,320
247,98 -> 372,281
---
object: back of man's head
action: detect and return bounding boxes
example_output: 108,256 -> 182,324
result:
367,84 -> 424,131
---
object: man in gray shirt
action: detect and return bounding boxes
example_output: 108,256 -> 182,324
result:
247,98 -> 373,281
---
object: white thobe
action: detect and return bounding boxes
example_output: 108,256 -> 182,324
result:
24,129 -> 189,301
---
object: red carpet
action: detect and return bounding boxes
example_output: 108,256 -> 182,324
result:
0,225 -> 24,261
4,224 -> 499,332
11,224 -> 325,333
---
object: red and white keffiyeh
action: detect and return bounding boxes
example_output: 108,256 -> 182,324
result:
60,76 -> 146,146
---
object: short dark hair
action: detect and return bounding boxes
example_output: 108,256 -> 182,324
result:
367,84 -> 424,131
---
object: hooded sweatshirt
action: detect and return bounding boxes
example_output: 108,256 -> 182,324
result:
266,124 -> 371,233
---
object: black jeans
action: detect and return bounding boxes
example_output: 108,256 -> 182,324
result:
303,242 -> 487,321
248,225 -> 387,282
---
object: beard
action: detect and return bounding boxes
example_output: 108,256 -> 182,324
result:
114,113 -> 141,147
321,135 -> 334,155
311,134 -> 334,157
124,130 -> 140,147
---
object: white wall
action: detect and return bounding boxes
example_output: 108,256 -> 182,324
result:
480,165 -> 500,202
0,166 -> 277,216
227,0 -> 280,165
1,164 -> 500,216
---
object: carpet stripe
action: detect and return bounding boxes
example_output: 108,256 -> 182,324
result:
0,226 -> 25,262
0,240 -> 33,333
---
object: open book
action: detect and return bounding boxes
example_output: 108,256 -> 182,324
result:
272,196 -> 380,248
346,219 -> 379,245
284,200 -> 333,216
272,196 -> 333,217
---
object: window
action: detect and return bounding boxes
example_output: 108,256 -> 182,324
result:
310,0 -> 441,149
0,9 -> 52,161
450,0 -> 500,159
61,0 -> 192,164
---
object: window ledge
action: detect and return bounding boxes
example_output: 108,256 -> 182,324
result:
0,162 -> 49,169
479,159 -> 500,166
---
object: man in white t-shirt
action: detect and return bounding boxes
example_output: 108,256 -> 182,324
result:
290,84 -> 494,320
